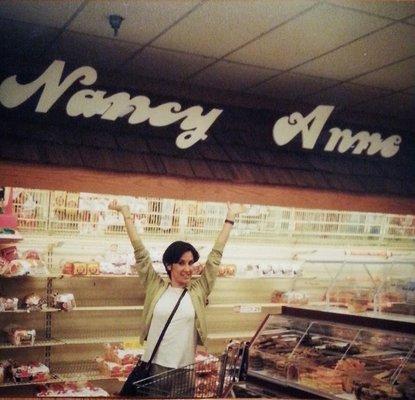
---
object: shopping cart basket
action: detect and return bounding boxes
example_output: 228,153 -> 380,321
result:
133,342 -> 244,398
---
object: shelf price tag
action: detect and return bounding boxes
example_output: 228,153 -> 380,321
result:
234,305 -> 262,313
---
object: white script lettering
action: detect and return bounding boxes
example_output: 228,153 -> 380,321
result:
273,106 -> 401,158
273,105 -> 334,149
0,60 -> 223,149
325,128 -> 401,158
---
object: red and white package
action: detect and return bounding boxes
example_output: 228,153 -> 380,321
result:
96,358 -> 123,377
11,362 -> 49,383
122,363 -> 134,376
104,343 -> 143,365
112,348 -> 142,365
3,259 -> 30,277
0,246 -> 18,262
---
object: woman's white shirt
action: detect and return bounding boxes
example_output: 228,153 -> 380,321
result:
141,286 -> 197,368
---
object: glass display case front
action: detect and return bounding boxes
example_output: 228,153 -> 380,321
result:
248,314 -> 415,400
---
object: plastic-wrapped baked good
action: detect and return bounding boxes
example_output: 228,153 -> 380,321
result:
225,264 -> 236,277
23,250 -> 40,260
61,262 -> 74,275
72,262 -> 87,275
270,290 -> 284,303
53,293 -> 76,311
12,362 -> 49,383
282,291 -> 309,305
22,293 -> 45,311
0,296 -> 18,311
217,265 -> 227,277
9,329 -> 36,346
37,381 -> 109,397
0,246 -> 18,262
4,259 -> 31,277
96,359 -> 123,377
4,324 -> 36,346
87,262 -> 100,275
111,349 -> 142,365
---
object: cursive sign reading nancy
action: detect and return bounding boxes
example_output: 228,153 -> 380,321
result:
0,60 -> 223,149
0,60 -> 402,157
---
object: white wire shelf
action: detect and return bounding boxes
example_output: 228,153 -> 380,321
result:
62,334 -> 139,345
57,370 -> 111,382
0,306 -> 143,313
0,273 -> 139,280
74,305 -> 143,311
0,334 -> 140,349
0,231 -> 23,242
0,375 -> 62,388
0,362 -> 122,388
207,331 -> 255,340
61,273 -> 139,278
0,338 -> 63,349
208,303 -> 283,309
0,307 -> 59,314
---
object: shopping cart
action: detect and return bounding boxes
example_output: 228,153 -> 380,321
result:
133,342 -> 245,398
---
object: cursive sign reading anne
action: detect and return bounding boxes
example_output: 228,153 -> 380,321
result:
0,60 -> 223,149
273,105 -> 402,158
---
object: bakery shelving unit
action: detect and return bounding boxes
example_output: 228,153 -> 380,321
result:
1,188 -> 414,396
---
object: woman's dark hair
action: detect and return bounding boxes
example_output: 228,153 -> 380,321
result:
162,241 -> 199,278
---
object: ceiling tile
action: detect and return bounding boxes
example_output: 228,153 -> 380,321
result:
68,0 -> 200,43
351,57 -> 415,90
294,23 -> 415,80
189,61 -> 278,90
0,18 -> 58,58
152,0 -> 317,58
0,0 -> 83,28
122,47 -> 215,81
248,72 -> 339,100
327,0 -> 415,20
348,93 -> 415,119
226,3 -> 390,70
304,82 -> 392,106
47,31 -> 140,71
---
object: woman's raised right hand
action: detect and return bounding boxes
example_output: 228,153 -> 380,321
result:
108,200 -> 130,215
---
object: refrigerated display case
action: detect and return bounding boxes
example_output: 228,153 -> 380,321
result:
247,308 -> 415,400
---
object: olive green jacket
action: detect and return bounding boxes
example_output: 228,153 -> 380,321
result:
132,238 -> 224,345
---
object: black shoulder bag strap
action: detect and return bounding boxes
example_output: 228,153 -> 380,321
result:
146,287 -> 188,367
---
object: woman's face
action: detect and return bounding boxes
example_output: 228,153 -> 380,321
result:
169,250 -> 194,287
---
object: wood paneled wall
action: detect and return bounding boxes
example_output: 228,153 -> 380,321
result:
1,161 -> 414,214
